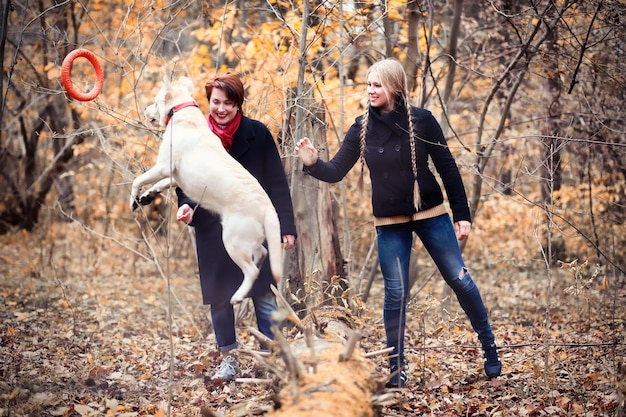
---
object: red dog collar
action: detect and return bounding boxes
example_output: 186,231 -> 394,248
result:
165,101 -> 199,126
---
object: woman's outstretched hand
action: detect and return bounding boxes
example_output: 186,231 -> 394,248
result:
295,137 -> 318,166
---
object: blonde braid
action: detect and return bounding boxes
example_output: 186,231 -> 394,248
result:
358,110 -> 369,194
405,95 -> 420,210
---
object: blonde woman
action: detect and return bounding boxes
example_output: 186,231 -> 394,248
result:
296,58 -> 501,388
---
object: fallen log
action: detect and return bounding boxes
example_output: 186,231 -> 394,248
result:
263,305 -> 379,417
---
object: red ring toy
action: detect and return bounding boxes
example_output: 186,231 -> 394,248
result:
61,49 -> 104,101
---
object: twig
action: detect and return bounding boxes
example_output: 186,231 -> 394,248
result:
235,378 -> 273,384
404,341 -> 625,352
273,325 -> 304,378
247,326 -> 274,351
339,330 -> 361,362
365,347 -> 394,358
272,324 -> 303,403
238,346 -> 288,384
304,325 -> 318,373
271,284 -> 304,329
371,392 -> 400,407
355,237 -> 376,298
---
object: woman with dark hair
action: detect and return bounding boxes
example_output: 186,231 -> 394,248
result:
295,58 -> 501,388
177,73 -> 297,382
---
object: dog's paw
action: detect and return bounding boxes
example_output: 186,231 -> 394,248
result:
231,280 -> 254,305
138,190 -> 158,206
230,292 -> 245,305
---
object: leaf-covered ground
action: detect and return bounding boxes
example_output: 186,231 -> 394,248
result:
1,222 -> 624,416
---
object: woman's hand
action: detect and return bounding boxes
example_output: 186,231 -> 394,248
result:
295,137 -> 318,166
454,220 -> 472,241
177,204 -> 194,224
282,235 -> 296,250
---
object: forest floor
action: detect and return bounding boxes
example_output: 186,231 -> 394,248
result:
0,221 -> 624,417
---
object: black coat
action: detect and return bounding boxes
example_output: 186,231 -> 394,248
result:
177,116 -> 297,305
304,103 -> 471,223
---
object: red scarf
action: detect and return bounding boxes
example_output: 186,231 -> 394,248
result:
207,112 -> 242,152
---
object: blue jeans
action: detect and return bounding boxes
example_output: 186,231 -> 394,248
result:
210,292 -> 278,352
377,214 -> 495,370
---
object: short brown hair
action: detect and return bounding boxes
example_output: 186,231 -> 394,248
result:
205,73 -> 245,111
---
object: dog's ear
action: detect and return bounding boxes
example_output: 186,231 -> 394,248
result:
177,76 -> 195,96
161,68 -> 173,88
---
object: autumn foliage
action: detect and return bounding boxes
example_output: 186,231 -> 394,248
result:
1,0 -> 624,416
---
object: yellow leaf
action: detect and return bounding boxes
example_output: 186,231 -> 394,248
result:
198,44 -> 210,57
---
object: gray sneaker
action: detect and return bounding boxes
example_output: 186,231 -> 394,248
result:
211,355 -> 239,382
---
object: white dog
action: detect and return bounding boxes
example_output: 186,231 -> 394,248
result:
130,75 -> 283,304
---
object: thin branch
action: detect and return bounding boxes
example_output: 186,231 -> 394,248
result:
364,346 -> 394,358
567,0 -> 603,94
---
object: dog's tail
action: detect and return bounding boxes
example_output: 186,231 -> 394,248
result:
264,208 -> 283,284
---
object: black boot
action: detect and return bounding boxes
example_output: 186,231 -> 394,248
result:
483,342 -> 502,378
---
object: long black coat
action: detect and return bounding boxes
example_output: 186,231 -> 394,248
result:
176,116 -> 297,305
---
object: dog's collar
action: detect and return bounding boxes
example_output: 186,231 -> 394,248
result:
165,101 -> 199,126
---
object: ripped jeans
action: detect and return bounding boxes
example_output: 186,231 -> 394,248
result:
376,213 -> 495,371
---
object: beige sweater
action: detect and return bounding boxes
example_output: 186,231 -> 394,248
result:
373,203 -> 447,227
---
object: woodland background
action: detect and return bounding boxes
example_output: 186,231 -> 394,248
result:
0,0 -> 625,416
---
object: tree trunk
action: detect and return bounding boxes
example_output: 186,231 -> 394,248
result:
404,0 -> 420,92
540,5 -> 566,264
281,86 -> 345,317
540,16 -> 563,202
382,3 -> 393,58
442,0 -> 463,103
50,94 -> 76,219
